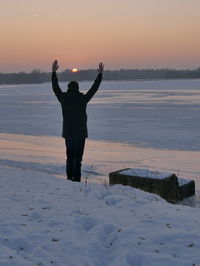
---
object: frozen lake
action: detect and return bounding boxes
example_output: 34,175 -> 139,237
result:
1,79 -> 200,150
0,79 -> 200,196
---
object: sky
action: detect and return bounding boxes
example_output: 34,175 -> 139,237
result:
1,0 -> 200,72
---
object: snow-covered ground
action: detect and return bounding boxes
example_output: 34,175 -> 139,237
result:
1,164 -> 200,266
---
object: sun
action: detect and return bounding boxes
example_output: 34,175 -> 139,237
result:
72,68 -> 78,73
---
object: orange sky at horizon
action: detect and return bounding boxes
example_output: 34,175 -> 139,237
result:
1,0 -> 200,72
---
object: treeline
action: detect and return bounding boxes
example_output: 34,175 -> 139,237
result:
1,68 -> 200,84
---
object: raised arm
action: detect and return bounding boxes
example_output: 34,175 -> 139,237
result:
84,63 -> 104,103
51,60 -> 63,103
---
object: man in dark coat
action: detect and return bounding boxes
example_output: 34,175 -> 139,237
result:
52,60 -> 104,182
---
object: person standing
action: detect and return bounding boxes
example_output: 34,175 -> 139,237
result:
52,60 -> 104,182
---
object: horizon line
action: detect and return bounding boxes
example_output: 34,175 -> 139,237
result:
1,67 -> 200,74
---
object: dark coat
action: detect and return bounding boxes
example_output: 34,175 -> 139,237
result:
52,72 -> 102,139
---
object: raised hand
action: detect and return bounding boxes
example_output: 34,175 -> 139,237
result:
97,62 -> 104,74
52,60 -> 59,72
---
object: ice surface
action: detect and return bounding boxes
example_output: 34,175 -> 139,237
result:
1,79 -> 200,150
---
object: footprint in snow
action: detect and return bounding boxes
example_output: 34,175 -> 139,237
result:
74,216 -> 100,232
105,196 -> 122,206
103,224 -> 118,235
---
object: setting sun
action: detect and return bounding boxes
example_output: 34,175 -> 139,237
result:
72,68 -> 78,73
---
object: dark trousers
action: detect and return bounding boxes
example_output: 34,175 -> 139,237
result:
65,138 -> 85,182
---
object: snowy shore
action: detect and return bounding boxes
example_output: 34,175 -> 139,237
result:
0,164 -> 200,266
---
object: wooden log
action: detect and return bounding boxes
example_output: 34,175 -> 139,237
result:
109,168 -> 195,203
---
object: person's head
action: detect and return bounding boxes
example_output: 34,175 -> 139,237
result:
67,81 -> 79,92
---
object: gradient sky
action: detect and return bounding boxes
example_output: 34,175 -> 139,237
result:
1,0 -> 200,72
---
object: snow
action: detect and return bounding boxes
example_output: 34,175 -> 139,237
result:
0,165 -> 200,266
119,169 -> 172,179
178,178 -> 191,186
119,169 -> 193,186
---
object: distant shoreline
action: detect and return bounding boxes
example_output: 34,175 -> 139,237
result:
1,68 -> 200,85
